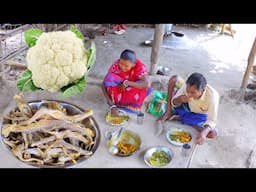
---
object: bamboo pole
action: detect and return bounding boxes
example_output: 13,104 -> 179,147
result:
4,60 -> 27,69
186,144 -> 199,168
241,37 -> 256,89
149,24 -> 165,75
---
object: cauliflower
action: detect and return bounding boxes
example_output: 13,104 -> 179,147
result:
17,26 -> 96,98
26,30 -> 88,92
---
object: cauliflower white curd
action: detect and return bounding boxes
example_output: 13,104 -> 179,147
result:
26,31 -> 88,92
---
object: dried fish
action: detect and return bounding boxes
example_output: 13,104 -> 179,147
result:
12,144 -> 44,165
50,140 -> 92,156
20,108 -> 93,125
22,133 -> 29,149
2,119 -> 88,137
1,99 -> 97,167
3,138 -> 16,148
41,100 -> 67,114
23,148 -> 44,157
13,94 -> 33,118
31,136 -> 56,147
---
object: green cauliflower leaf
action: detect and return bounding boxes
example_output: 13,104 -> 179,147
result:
24,28 -> 43,47
59,76 -> 87,98
87,41 -> 96,71
70,24 -> 84,42
16,69 -> 41,91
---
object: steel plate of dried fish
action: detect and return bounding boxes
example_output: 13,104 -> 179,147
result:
0,94 -> 100,168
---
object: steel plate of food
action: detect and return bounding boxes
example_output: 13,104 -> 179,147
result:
105,109 -> 129,126
166,127 -> 192,146
107,129 -> 141,157
144,146 -> 173,168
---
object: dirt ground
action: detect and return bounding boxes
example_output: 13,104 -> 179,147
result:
1,24 -> 256,168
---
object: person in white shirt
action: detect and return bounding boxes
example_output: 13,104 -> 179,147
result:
157,72 -> 220,145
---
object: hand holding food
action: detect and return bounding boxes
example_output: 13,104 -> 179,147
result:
105,111 -> 129,126
118,83 -> 126,92
110,106 -> 119,117
179,95 -> 192,103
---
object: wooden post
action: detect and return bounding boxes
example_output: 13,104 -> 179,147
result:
0,42 -> 2,56
241,37 -> 256,89
149,24 -> 165,75
221,24 -> 225,34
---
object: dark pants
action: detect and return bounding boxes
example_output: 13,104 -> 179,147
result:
173,103 -> 207,128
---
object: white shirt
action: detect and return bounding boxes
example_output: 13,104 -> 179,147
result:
171,84 -> 220,129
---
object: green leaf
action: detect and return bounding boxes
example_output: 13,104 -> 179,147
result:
24,28 -> 43,47
87,41 -> 96,71
59,76 -> 86,98
70,24 -> 84,42
16,70 -> 41,92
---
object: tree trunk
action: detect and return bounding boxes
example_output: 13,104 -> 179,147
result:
149,24 -> 165,75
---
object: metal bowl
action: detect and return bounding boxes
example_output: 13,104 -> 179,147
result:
107,129 -> 141,157
144,146 -> 173,168
0,100 -> 101,168
105,109 -> 129,126
166,128 -> 192,147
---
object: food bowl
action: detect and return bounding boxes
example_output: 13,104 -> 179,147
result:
166,127 -> 192,146
107,129 -> 141,157
0,99 -> 101,168
144,146 -> 173,168
105,109 -> 129,126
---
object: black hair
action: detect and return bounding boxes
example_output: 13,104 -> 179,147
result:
186,72 -> 207,91
120,49 -> 136,63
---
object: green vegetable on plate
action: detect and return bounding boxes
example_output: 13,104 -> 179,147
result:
148,151 -> 170,166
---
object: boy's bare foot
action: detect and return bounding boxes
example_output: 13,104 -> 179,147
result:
169,115 -> 180,121
196,129 -> 218,145
157,111 -> 172,122
196,132 -> 207,145
206,130 -> 218,138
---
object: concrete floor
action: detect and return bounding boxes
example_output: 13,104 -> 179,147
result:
1,24 -> 256,168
